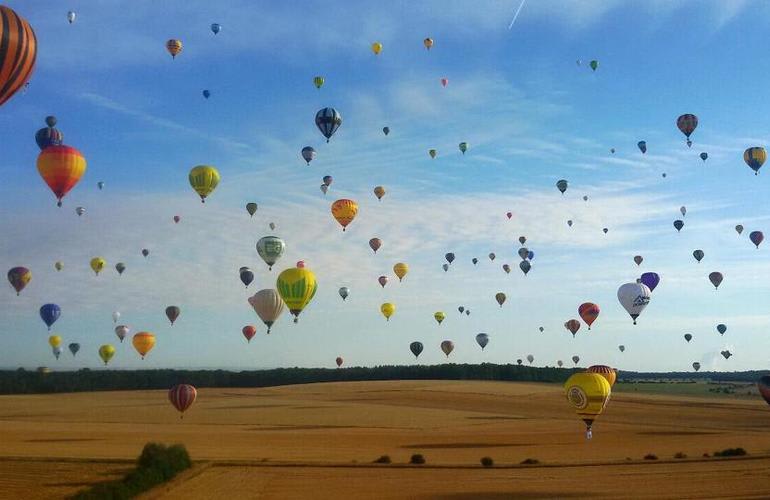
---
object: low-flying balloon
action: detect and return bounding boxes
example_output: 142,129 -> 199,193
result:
692,362 -> 701,371
132,332 -> 156,359
441,340 -> 454,357
410,341 -> 423,359
99,345 -> 115,365
587,365 -> 617,387
248,289 -> 285,333
476,333 -> 489,350
564,372 -> 610,439
68,343 -> 80,356
169,384 -> 197,417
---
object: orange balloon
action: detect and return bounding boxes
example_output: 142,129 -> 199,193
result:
37,145 -> 86,206
132,332 -> 156,359
331,199 -> 358,231
0,6 -> 37,107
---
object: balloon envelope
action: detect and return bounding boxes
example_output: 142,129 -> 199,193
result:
709,272 -> 723,289
276,267 -> 317,322
440,340 -> 454,357
640,272 -> 660,292
410,341 -> 423,358
617,282 -> 651,324
7,267 -> 31,295
169,384 -> 197,415
248,289 -> 285,333
476,333 -> 489,350
40,304 -> 61,330
750,231 -> 764,248
315,107 -> 342,142
257,236 -> 285,270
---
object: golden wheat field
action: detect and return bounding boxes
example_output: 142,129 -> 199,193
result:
2,380 -> 770,499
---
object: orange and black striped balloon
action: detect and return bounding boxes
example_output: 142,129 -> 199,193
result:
0,6 -> 37,107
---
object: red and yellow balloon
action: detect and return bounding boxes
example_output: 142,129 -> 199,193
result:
37,145 -> 87,206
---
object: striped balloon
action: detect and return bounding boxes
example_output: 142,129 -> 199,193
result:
168,384 -> 197,417
188,165 -> 220,202
587,365 -> 617,387
744,147 -> 766,175
676,113 -> 698,146
276,267 -> 317,323
758,376 -> 770,406
0,6 -> 37,107
331,199 -> 358,231
37,146 -> 87,206
166,39 -> 183,58
315,107 -> 342,142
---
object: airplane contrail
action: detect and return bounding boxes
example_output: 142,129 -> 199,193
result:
508,0 -> 527,30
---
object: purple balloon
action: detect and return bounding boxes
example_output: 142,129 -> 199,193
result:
640,272 -> 660,292
750,231 -> 764,248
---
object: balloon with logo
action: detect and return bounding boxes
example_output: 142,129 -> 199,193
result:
257,236 -> 285,270
564,372 -> 611,439
90,257 -> 105,275
40,304 -> 61,330
189,165 -> 220,203
276,267 -> 317,323
617,282 -> 651,325
410,341 -> 423,359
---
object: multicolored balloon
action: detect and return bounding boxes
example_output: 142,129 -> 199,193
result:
0,6 -> 37,107
315,107 -> 342,143
578,303 -> 600,330
37,145 -> 87,206
564,372 -> 610,439
676,114 -> 698,147
7,267 -> 31,296
744,147 -> 766,175
166,39 -> 183,58
564,319 -> 581,337
331,199 -> 358,231
276,267 -> 317,323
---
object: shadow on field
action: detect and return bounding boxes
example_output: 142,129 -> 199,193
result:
403,443 -> 534,449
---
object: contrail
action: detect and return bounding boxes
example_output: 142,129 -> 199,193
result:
508,0 -> 527,29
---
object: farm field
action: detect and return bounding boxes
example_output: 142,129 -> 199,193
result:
1,380 -> 770,499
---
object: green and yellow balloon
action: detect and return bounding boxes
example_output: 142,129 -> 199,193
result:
276,267 -> 317,323
189,165 -> 220,202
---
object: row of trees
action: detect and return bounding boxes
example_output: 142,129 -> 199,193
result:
0,364 -> 764,395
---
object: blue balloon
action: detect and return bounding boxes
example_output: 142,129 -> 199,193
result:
640,272 -> 660,292
40,303 -> 61,330
202,90 -> 211,99
717,324 -> 727,335
211,23 -> 221,34
527,250 -> 534,260
673,219 -> 684,232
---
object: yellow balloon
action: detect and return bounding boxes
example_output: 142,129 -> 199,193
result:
381,302 -> 395,321
564,372 -> 611,436
331,199 -> 358,231
434,311 -> 445,324
393,263 -> 409,281
371,42 -> 382,55
373,186 -> 386,200
90,257 -> 106,275
189,165 -> 220,203
99,344 -> 116,365
48,335 -> 62,348
132,332 -> 156,359
276,267 -> 317,323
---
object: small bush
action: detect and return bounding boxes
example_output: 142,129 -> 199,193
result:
410,454 -> 426,464
480,457 -> 494,467
714,448 -> 747,457
373,455 -> 391,464
644,454 -> 658,460
520,458 -> 539,465
674,452 -> 687,459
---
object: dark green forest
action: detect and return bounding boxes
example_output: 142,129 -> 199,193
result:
0,364 -> 765,395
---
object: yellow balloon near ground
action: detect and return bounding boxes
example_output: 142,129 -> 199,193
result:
99,344 -> 116,365
393,263 -> 409,281
381,303 -> 395,321
276,267 -> 317,322
48,335 -> 62,348
189,165 -> 220,203
564,372 -> 611,436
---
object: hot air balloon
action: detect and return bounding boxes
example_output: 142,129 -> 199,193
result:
335,357 -> 343,368
40,304 -> 61,330
709,271 -> 723,289
371,42 -> 382,54
313,76 -> 324,89
248,289 -> 285,333
368,238 -> 382,254
684,333 -> 692,343
211,23 -> 221,34
517,359 -> 523,366
676,114 -> 698,147
744,147 -> 766,175
693,249 -> 704,262
517,248 -> 529,260
589,60 -> 598,71
429,149 -> 437,158
142,249 -> 149,258
567,220 -> 573,227
440,78 -> 448,87
441,340 -> 454,357
55,261 -> 63,271
583,195 -> 589,202
166,39 -> 183,58
0,6 -> 37,107
691,361 -> 701,371
393,263 -> 409,282
700,152 -> 708,161
475,333 -> 489,350
115,325 -> 129,343
674,220 -> 684,232
334,286 -> 349,302
618,345 -> 625,353
7,267 -> 31,296
564,372 -> 610,439
320,184 -> 328,195
48,335 -> 62,351
679,206 -> 687,218
37,145 -> 87,206
459,142 -> 468,154
331,199 -> 358,231
68,343 -> 80,356
757,376 -> 770,406
750,231 -> 764,248
721,350 -> 732,360
527,251 -> 534,260
373,186 -> 386,201
736,224 -> 744,235
539,326 -> 544,333
378,275 -> 389,288
610,148 -> 615,154
169,384 -> 197,417
520,261 -> 531,275
578,303 -> 600,329
112,311 -> 120,323
410,341 -> 423,359
603,228 -> 609,234
132,332 -> 156,359
527,354 -> 535,365
506,212 -> 513,220
301,146 -> 316,165
633,256 -> 643,266
717,324 -> 727,335
114,262 -> 126,275
202,89 -> 211,99
640,272 -> 660,292
173,215 -> 180,224
165,306 -> 180,325
242,325 -> 256,342
189,165 -> 220,202
315,107 -> 342,142
67,11 -> 76,24
97,181 -> 105,190
445,253 -> 455,265
276,267 -> 317,323
246,202 -> 258,217
75,206 -> 86,217
381,302 -> 395,321
564,319 -> 581,337
488,253 -> 496,261
256,236 -> 285,270
423,37 -> 433,50
99,345 -> 116,365
441,263 -> 448,272
556,179 -> 568,194
434,311 -> 446,325
502,264 -> 511,274
617,282 -> 651,325
239,267 -> 254,288
637,141 -> 647,154
383,127 -> 390,136
587,365 -> 616,387
89,257 -> 105,275
557,360 -> 564,367
495,292 -> 506,307
472,258 -> 478,265
35,116 -> 63,150
465,309 -> 471,316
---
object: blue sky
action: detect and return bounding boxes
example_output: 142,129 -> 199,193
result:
2,0 -> 770,372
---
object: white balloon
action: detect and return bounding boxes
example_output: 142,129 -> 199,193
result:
248,289 -> 285,333
112,311 -> 120,323
617,282 -> 651,325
